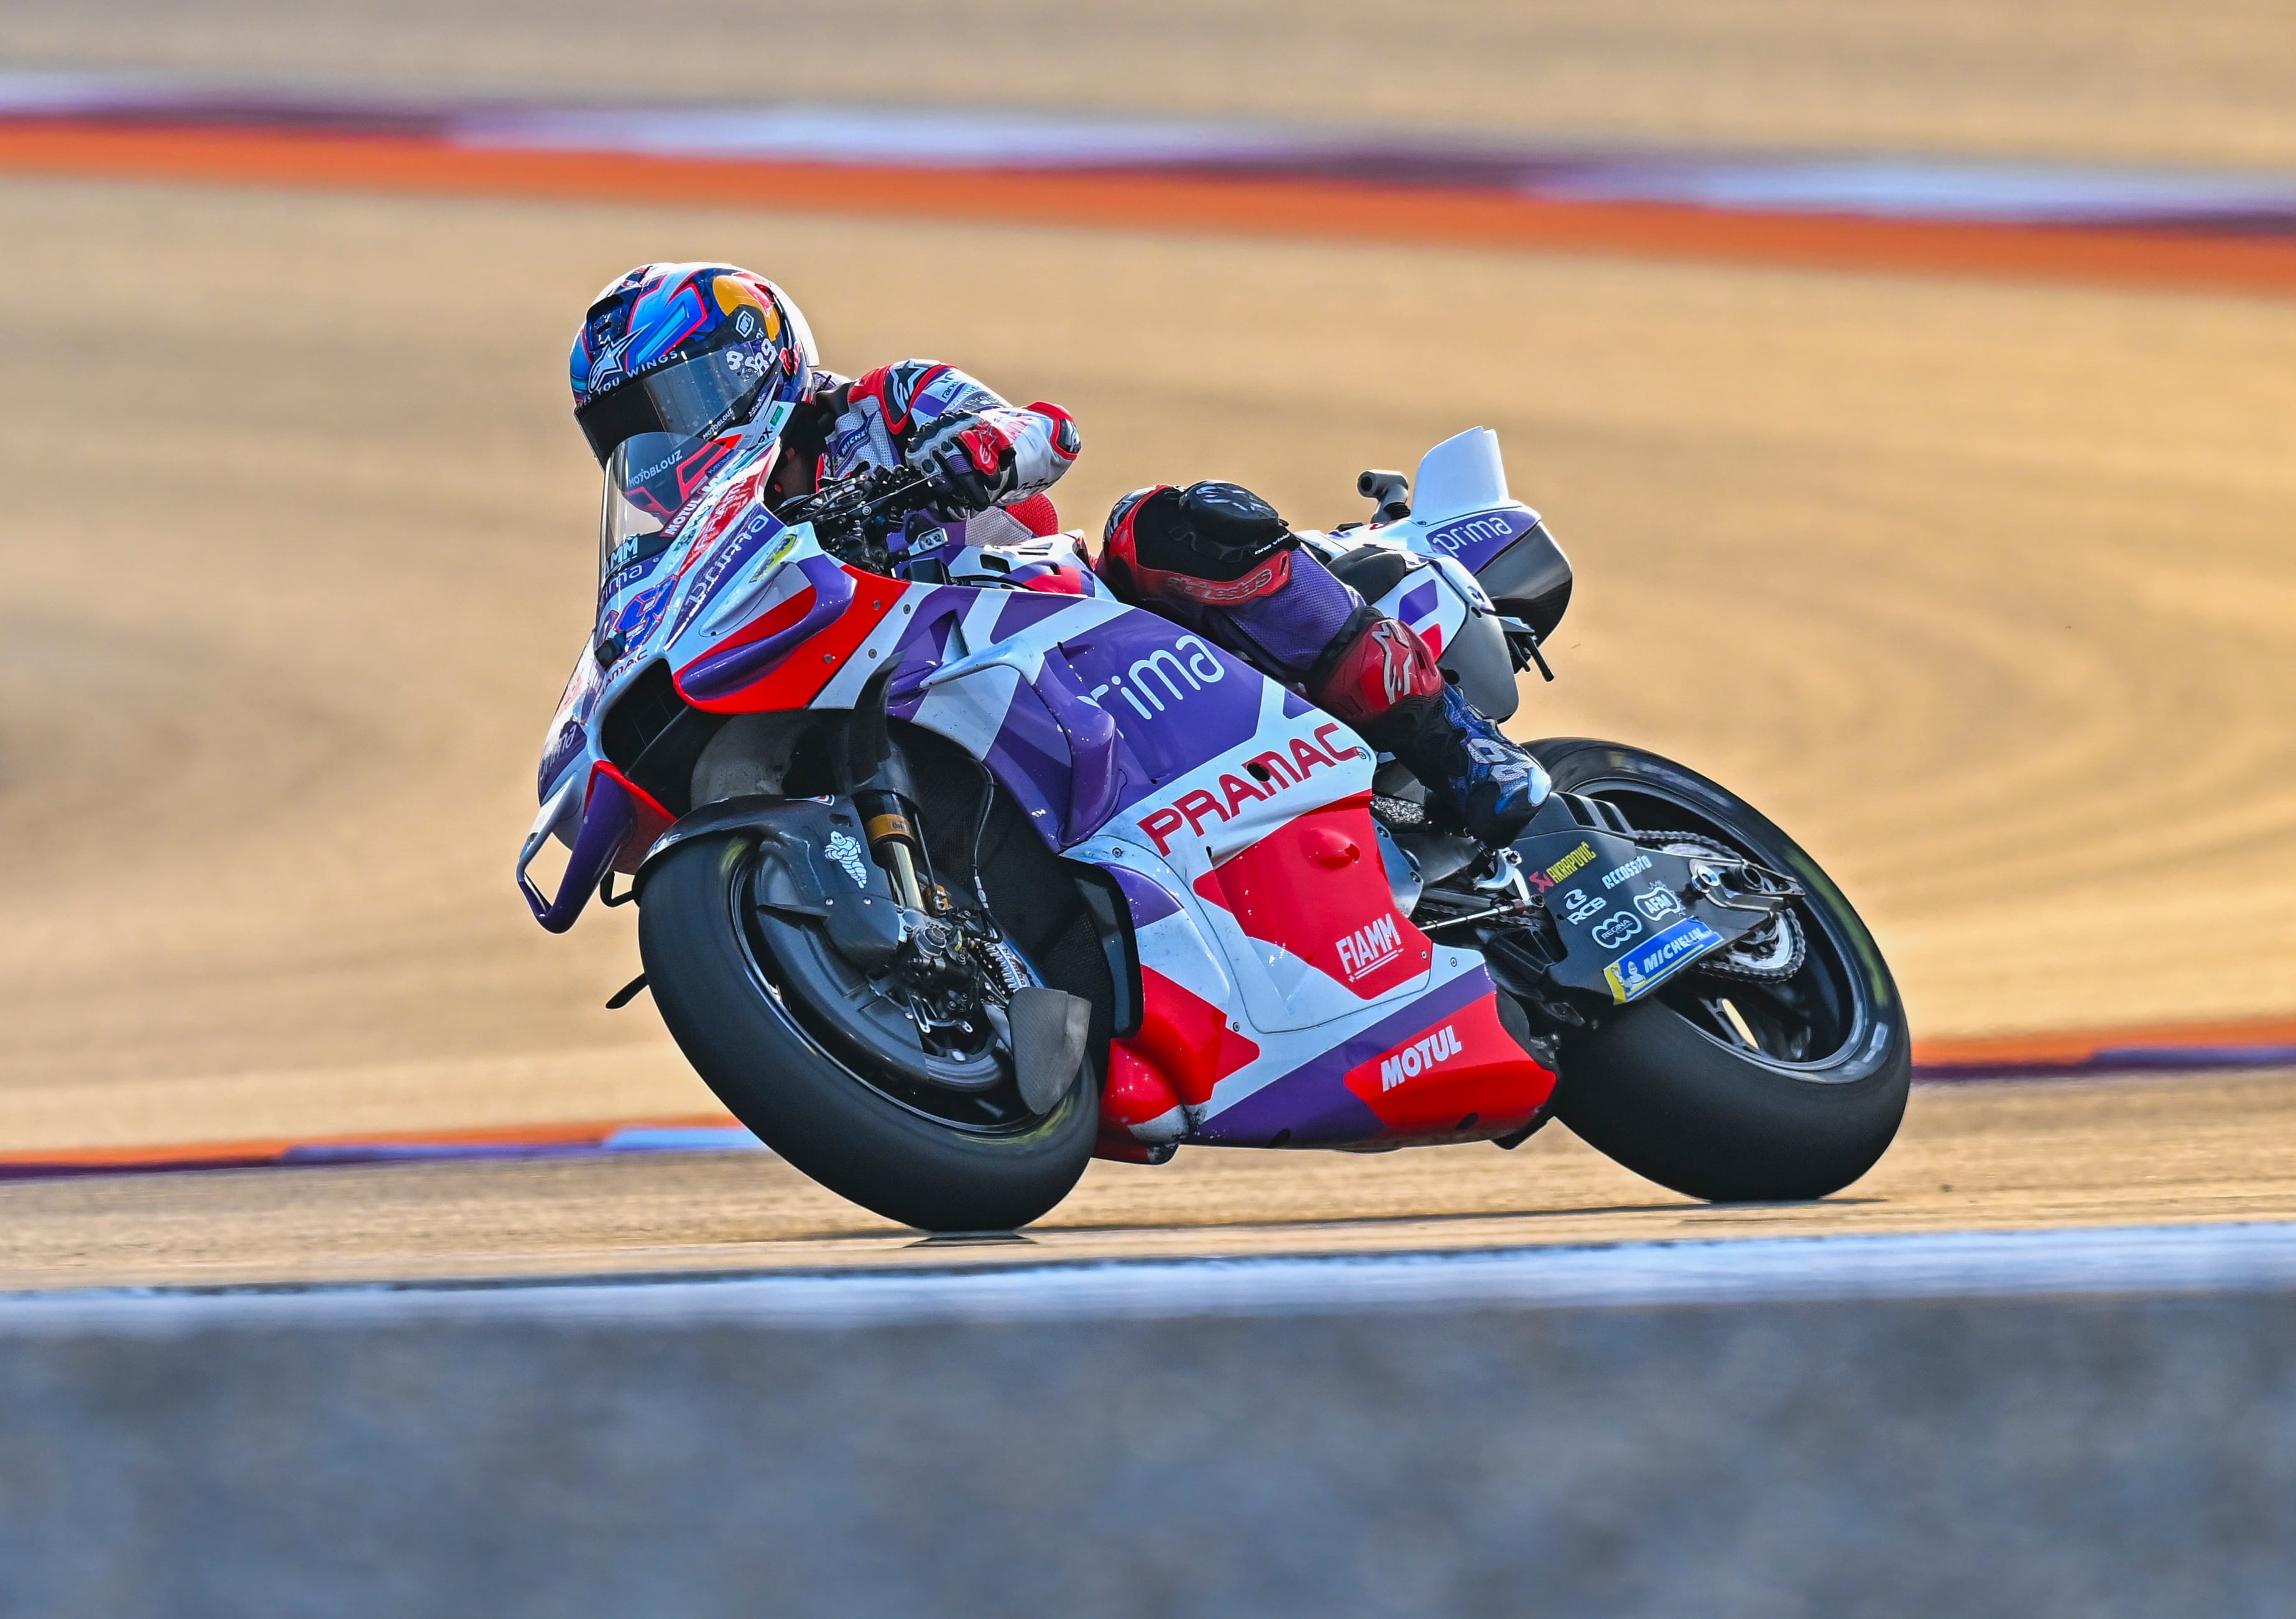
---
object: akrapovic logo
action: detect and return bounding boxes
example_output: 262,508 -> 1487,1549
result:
1336,915 -> 1402,982
1380,1025 -> 1463,1091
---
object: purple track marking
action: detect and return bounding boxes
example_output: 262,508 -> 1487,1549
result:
9,75 -> 2296,236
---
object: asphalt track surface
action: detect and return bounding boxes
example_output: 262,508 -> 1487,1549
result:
4,5 -> 2295,1289
0,1068 -> 2289,1290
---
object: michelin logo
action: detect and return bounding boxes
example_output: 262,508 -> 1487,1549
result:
1603,917 -> 1727,1003
824,830 -> 870,889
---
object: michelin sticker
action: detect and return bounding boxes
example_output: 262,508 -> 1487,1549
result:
824,830 -> 871,889
1603,916 -> 1727,1003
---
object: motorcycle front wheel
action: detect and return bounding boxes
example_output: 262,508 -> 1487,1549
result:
637,832 -> 1100,1232
1526,739 -> 1912,1202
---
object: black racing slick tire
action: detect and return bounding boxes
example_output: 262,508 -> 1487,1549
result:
1529,739 -> 1911,1203
637,833 -> 1098,1232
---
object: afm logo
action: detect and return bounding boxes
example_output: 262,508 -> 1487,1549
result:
1380,1024 -> 1464,1091
1336,914 -> 1403,982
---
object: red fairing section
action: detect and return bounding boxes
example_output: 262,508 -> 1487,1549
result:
1309,615 -> 1446,729
1099,1044 -> 1186,1150
684,581 -> 816,663
1192,795 -> 1432,1001
1020,563 -> 1087,594
675,566 -> 909,714
594,761 -> 674,875
1114,966 -> 1262,1109
1342,992 -> 1557,1137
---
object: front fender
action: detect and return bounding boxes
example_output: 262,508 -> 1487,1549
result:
635,793 -> 830,880
637,795 -> 906,967
637,793 -> 898,903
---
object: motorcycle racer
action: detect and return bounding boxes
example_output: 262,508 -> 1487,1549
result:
535,256 -> 1911,1230
569,261 -> 1081,533
1097,481 -> 1551,846
568,261 -> 1544,846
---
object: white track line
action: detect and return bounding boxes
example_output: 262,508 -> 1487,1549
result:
4,1222 -> 2295,1334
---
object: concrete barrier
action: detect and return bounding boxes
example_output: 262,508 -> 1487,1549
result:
1,1239 -> 2291,1618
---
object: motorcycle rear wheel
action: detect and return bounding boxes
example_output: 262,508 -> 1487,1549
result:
637,832 -> 1099,1232
1526,739 -> 1911,1202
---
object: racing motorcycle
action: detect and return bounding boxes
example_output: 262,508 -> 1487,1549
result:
521,423 -> 1910,1231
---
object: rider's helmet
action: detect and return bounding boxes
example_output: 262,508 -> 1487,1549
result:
571,262 -> 818,571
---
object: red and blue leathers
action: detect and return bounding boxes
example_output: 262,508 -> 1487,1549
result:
564,259 -> 1538,842
1096,481 -> 1549,845
1099,484 -> 1372,692
571,265 -> 1079,535
767,359 -> 1081,532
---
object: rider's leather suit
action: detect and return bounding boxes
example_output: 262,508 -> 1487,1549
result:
772,365 -> 1543,845
767,359 -> 1079,530
1095,482 -> 1548,846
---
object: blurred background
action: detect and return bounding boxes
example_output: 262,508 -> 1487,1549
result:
4,0 -> 2295,1157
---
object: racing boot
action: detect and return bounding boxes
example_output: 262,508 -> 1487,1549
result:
1309,611 -> 1551,847
1362,681 -> 1551,846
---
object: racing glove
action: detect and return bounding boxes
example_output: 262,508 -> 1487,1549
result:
907,413 -> 1020,516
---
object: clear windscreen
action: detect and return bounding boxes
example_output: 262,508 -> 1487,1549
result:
597,430 -> 734,586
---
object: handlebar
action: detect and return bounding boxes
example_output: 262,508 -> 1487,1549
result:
783,465 -> 941,574
783,464 -> 936,529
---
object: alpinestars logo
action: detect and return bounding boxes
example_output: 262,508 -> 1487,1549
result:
1335,915 -> 1402,982
1381,1025 -> 1463,1091
1366,620 -> 1420,704
585,334 -> 630,395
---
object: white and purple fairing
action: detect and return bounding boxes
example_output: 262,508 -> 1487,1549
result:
521,428 -> 1561,1151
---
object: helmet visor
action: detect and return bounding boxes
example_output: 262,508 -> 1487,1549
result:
597,430 -> 737,584
576,343 -> 787,467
